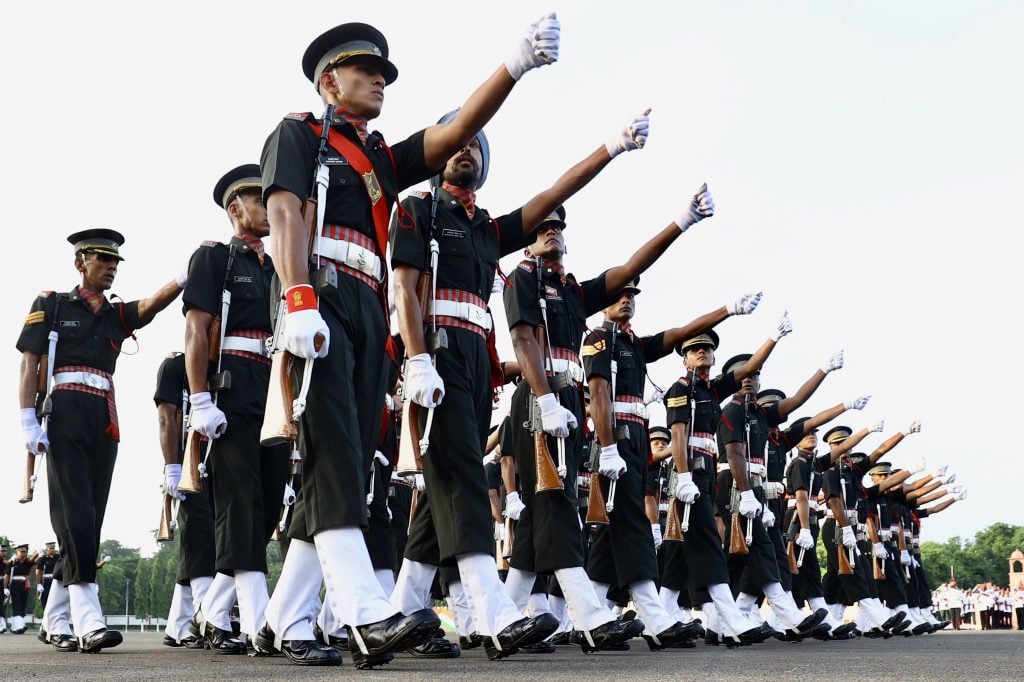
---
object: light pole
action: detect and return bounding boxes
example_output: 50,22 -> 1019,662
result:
124,579 -> 129,633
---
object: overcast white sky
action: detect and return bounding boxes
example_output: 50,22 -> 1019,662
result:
3,1 -> 1021,557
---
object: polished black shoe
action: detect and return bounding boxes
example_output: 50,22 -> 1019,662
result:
911,622 -> 933,636
163,634 -> 183,647
202,623 -> 246,654
704,629 -> 720,646
53,634 -> 78,652
729,622 -> 776,647
484,613 -> 559,661
933,620 -> 951,631
795,608 -> 828,635
313,623 -> 350,653
282,640 -> 342,666
12,628 -> 26,635
863,627 -> 891,639
831,622 -> 857,639
406,630 -> 461,658
882,611 -> 907,632
690,618 -> 706,639
891,618 -> 911,636
180,635 -> 204,649
188,613 -> 202,639
348,609 -> 439,663
643,620 -> 704,651
460,632 -> 485,649
666,637 -> 698,649
37,627 -> 48,644
549,631 -> 573,646
79,628 -> 123,654
520,640 -> 556,654
605,640 -> 631,651
581,618 -> 645,652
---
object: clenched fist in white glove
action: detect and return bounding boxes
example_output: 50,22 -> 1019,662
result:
189,392 -> 227,439
652,523 -> 663,549
955,488 -> 968,501
405,353 -> 445,408
841,525 -> 857,549
903,420 -> 922,436
37,583 -> 44,594
537,392 -> 577,437
935,464 -> 948,478
910,456 -> 926,474
282,286 -> 330,359
645,385 -> 666,406
728,291 -> 763,316
872,542 -> 888,559
945,474 -> 957,485
900,549 -> 912,566
762,503 -> 776,528
738,489 -> 760,519
283,482 -> 296,506
674,471 -> 700,504
675,183 -> 715,233
844,394 -> 871,411
20,407 -> 48,455
163,464 -> 185,501
504,12 -> 560,80
773,310 -> 793,342
606,109 -> 650,158
869,419 -> 885,433
821,350 -> 845,374
504,491 -> 526,521
413,473 -> 426,493
373,451 -> 389,467
797,527 -> 815,551
494,520 -> 507,542
599,444 -> 627,480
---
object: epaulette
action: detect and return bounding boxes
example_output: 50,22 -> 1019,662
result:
201,240 -> 223,248
284,112 -> 313,122
38,290 -> 54,298
409,190 -> 431,200
167,351 -> 184,358
677,375 -> 691,387
517,260 -> 535,272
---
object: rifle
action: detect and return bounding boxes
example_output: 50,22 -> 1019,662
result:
835,455 -> 856,575
157,494 -> 174,542
604,322 -> 621,513
742,393 -> 754,547
728,511 -> 749,555
496,518 -> 515,571
785,515 -> 800,574
535,255 -> 567,479
22,296 -> 64,503
866,516 -> 885,580
664,470 -> 683,541
669,374 -> 702,539
527,392 -> 563,494
897,521 -> 911,582
585,439 -> 609,525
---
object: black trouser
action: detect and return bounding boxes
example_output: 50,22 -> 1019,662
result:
766,520 -> 792,593
875,547 -> 909,608
723,487 -> 782,596
782,508 -> 824,605
508,380 -> 587,574
405,326 -> 493,563
821,518 -> 870,604
586,422 -> 659,587
40,577 -> 53,608
365,456 -> 395,571
290,275 -> 388,540
46,390 -> 116,585
9,582 -> 30,618
176,483 -> 216,584
388,480 -> 413,574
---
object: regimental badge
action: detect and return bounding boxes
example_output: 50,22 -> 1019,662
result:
362,170 -> 383,206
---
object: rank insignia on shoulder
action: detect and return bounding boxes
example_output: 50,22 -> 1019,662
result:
517,260 -> 535,272
581,339 -> 606,357
666,395 -> 688,408
24,310 -> 45,326
201,240 -> 223,248
284,112 -> 312,121
167,351 -> 183,358
38,290 -> 54,298
409,190 -> 431,199
678,375 -> 691,386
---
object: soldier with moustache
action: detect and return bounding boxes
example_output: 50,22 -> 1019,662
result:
36,542 -> 59,609
17,229 -> 184,652
184,165 -> 289,654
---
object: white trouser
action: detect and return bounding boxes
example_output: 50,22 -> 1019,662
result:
858,598 -> 889,629
707,583 -> 760,637
762,582 -> 807,630
265,539 -> 322,643
621,580 -> 675,636
315,528 -> 396,629
12,615 -> 25,631
447,580 -> 475,637
69,583 -> 105,637
549,595 -> 570,634
43,580 -> 72,637
809,596 -> 841,629
165,584 -> 194,641
555,567 -> 613,632
457,552 -> 523,638
503,567 -> 535,613
375,569 -> 396,598
190,576 -> 213,613
391,559 -> 437,614
659,587 -> 684,621
829,602 -> 846,623
235,570 -> 269,638
198,572 -> 237,632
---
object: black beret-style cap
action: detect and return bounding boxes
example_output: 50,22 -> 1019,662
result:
757,388 -> 786,407
303,22 -> 398,88
213,164 -> 262,209
676,329 -> 720,356
649,425 -> 671,442
868,461 -> 892,475
823,425 -> 853,445
722,353 -> 753,377
67,229 -> 125,262
617,277 -> 641,297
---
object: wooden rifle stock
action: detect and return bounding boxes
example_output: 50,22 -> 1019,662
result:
787,540 -> 799,574
664,499 -> 683,542
585,474 -> 609,525
396,400 -> 424,476
534,431 -> 563,493
837,528 -> 855,575
407,487 -> 420,534
867,516 -> 885,580
178,429 -> 204,494
497,519 -> 515,571
19,452 -> 35,504
729,513 -> 749,555
260,350 -> 298,448
157,495 -> 174,542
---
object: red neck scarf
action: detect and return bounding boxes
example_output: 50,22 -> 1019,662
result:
334,106 -> 368,143
237,232 -> 265,264
78,286 -> 105,314
442,182 -> 476,219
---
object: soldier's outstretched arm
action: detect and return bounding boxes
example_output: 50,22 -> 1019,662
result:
732,311 -> 793,382
423,12 -> 560,169
137,278 -> 184,325
777,350 -> 845,420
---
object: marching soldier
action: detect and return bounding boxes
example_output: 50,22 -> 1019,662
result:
185,165 -> 288,654
390,102 -> 652,658
35,541 -> 59,609
0,544 -> 7,634
154,351 -> 214,649
258,16 -> 561,667
4,544 -> 36,634
17,229 -> 184,652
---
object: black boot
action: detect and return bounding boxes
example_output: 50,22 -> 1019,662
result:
347,609 -> 439,668
406,629 -> 461,658
580,618 -> 645,652
484,613 -> 559,661
52,634 -> 78,652
201,623 -> 246,654
642,620 -> 703,651
78,628 -> 123,654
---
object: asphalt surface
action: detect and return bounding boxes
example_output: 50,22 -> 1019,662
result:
0,630 -> 1021,680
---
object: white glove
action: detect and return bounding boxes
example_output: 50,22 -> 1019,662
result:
945,474 -> 957,485
872,542 -> 888,559
504,12 -> 560,80
843,394 -> 871,411
674,183 -> 715,232
903,420 -> 922,436
405,353 -> 445,408
644,385 -> 666,406
282,286 -> 330,359
935,464 -> 948,478
163,463 -> 184,501
37,583 -> 44,594
738,489 -> 760,519
956,488 -> 968,501
761,503 -> 776,528
821,350 -> 845,374
796,528 -> 815,551
910,456 -> 926,474
494,521 -> 507,542
765,481 -> 785,497
841,525 -> 857,549
175,265 -> 189,289
900,549 -> 912,566
373,451 -> 389,467
283,482 -> 296,506
103,555 -> 112,563
504,491 -> 526,521
412,473 -> 426,493
606,109 -> 650,158
911,555 -> 921,570
728,291 -> 763,316
950,485 -> 963,495
537,392 -> 577,438
3,588 -> 9,597
20,407 -> 49,455
188,392 -> 227,439
869,419 -> 885,433
599,444 -> 627,480
674,471 -> 700,504
773,310 -> 793,341
652,523 -> 663,549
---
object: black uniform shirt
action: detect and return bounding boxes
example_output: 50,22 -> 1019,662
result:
504,260 -> 613,354
153,352 -> 188,409
17,287 -> 143,374
261,113 -> 434,250
718,399 -> 782,468
390,188 -> 527,302
665,370 -> 741,436
11,556 -> 34,579
822,457 -> 865,506
485,460 -> 502,492
182,237 -> 274,337
582,321 -> 670,399
767,420 -> 805,481
37,553 -> 59,576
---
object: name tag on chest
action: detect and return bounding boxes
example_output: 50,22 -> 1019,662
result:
441,227 -> 465,239
60,320 -> 80,328
233,275 -> 254,284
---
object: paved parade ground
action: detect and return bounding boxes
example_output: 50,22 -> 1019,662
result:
1,631 -> 1021,681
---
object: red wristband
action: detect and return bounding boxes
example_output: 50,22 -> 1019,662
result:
284,284 -> 318,313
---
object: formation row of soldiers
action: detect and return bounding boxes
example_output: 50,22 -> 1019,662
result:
0,543 -> 59,634
16,13 -> 964,664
